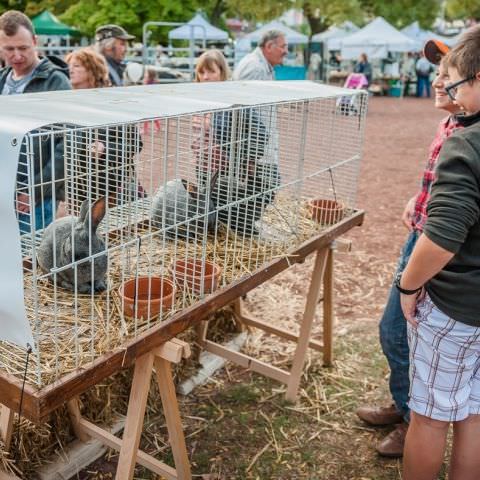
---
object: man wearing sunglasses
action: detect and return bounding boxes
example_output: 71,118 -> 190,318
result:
356,39 -> 469,458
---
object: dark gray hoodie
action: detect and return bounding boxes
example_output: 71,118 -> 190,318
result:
0,56 -> 71,206
0,55 -> 71,93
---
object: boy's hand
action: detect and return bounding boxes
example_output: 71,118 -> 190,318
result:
16,193 -> 30,213
400,289 -> 424,327
401,195 -> 416,231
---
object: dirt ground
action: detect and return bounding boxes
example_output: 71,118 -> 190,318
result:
353,95 -> 443,266
69,96 -> 446,480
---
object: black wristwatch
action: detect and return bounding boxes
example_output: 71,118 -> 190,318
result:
394,272 -> 422,295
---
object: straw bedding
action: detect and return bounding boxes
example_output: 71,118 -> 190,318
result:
0,195 -> 353,478
0,306 -> 240,478
0,195 -> 342,387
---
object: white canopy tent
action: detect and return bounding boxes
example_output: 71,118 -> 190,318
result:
168,13 -> 229,41
401,21 -> 456,50
312,22 -> 359,50
339,17 -> 416,60
234,37 -> 252,66
244,20 -> 308,45
340,21 -> 360,32
449,29 -> 466,44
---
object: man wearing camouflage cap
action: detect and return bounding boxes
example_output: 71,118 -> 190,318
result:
95,24 -> 134,86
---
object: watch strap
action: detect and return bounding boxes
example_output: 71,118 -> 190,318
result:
395,272 -> 422,295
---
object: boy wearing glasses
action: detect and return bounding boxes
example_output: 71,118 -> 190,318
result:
356,39 -> 467,457
399,26 -> 480,479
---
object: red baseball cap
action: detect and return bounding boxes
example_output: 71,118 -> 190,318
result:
423,39 -> 450,65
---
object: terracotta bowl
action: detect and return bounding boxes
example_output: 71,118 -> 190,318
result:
169,259 -> 222,294
119,276 -> 175,319
309,199 -> 345,225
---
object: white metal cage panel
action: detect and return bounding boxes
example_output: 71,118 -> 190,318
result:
0,82 -> 367,386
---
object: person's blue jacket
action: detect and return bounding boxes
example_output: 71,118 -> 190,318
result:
354,61 -> 372,84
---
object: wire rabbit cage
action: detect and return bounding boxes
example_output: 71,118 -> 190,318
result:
0,81 -> 366,421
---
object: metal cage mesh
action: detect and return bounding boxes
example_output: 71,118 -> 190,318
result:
2,88 -> 367,386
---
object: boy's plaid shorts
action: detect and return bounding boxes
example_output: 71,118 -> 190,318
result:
407,293 -> 480,421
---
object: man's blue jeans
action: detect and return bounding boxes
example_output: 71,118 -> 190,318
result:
379,230 -> 419,423
416,76 -> 431,98
18,198 -> 55,235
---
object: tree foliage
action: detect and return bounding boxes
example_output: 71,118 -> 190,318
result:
0,0 -> 443,39
446,0 -> 480,21
360,0 -> 441,29
300,0 -> 364,35
0,0 -> 71,17
60,0 -> 199,38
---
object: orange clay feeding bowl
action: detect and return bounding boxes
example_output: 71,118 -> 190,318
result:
309,199 -> 345,225
119,276 -> 176,319
169,259 -> 222,295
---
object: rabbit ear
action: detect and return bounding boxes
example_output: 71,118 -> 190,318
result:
79,199 -> 90,223
182,179 -> 199,199
210,170 -> 219,192
81,197 -> 106,232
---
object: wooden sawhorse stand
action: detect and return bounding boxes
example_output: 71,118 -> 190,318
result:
197,242 -> 346,403
66,338 -> 192,480
0,406 -> 18,480
0,339 -> 192,480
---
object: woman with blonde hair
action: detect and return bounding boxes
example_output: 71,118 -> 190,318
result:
65,48 -> 110,89
195,49 -> 230,82
192,49 -> 231,177
193,49 -> 273,236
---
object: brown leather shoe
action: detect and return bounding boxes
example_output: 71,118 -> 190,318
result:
356,404 -> 403,426
376,422 -> 408,458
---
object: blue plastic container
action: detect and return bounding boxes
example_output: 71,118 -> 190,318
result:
388,84 -> 403,97
274,66 -> 307,80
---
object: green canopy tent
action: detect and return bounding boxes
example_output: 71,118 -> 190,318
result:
31,11 -> 80,36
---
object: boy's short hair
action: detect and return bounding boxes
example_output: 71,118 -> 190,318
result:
0,10 -> 35,37
446,25 -> 480,80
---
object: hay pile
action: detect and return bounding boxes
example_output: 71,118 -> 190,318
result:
0,195 -> 350,478
0,305 -> 239,478
0,195 -> 334,387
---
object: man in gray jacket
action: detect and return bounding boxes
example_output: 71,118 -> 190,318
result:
0,10 -> 71,232
229,30 -> 286,234
0,11 -> 70,94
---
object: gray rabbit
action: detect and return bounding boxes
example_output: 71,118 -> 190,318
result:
37,197 -> 108,293
151,172 -> 218,240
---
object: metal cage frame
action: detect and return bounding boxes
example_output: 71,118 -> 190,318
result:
0,81 -> 367,422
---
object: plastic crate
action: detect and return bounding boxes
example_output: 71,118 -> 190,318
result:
388,85 -> 403,97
